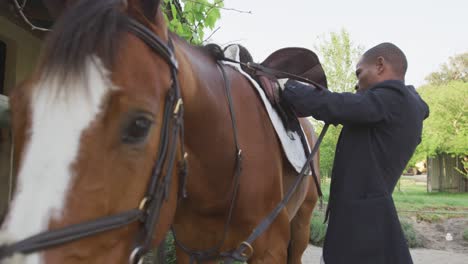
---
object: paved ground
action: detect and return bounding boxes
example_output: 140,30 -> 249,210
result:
301,245 -> 468,264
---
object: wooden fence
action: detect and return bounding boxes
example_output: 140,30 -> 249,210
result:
427,153 -> 467,193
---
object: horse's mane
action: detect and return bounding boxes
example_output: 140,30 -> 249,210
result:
41,0 -> 127,82
169,32 -> 222,64
41,0 -> 223,84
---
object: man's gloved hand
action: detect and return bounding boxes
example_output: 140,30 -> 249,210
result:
277,79 -> 319,92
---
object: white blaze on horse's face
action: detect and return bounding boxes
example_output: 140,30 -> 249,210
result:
1,57 -> 114,264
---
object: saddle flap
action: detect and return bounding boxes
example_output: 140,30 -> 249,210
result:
258,75 -> 281,105
261,47 -> 328,89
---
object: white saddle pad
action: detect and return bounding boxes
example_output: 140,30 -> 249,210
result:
223,45 -> 310,173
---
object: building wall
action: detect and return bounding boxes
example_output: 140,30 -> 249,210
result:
0,122 -> 11,222
0,16 -> 42,221
0,16 -> 42,94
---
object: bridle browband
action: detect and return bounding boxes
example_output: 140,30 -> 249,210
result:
0,17 -> 186,264
0,15 -> 328,264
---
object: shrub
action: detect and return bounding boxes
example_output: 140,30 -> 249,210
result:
463,228 -> 468,241
399,218 -> 423,248
144,232 -> 176,264
310,210 -> 328,246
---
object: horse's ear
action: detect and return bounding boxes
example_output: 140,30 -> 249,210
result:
139,0 -> 162,22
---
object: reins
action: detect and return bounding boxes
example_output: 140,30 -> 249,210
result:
221,57 -> 328,90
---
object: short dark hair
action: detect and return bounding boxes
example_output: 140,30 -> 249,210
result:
362,42 -> 408,77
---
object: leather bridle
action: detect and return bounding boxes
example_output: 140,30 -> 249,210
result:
0,16 -> 328,264
0,17 -> 186,264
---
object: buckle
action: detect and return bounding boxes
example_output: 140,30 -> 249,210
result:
238,241 -> 254,259
129,247 -> 144,264
173,98 -> 183,115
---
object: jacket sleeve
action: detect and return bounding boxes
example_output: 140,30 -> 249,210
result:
282,80 -> 402,125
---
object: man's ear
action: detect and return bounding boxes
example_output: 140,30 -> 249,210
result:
376,56 -> 385,75
139,0 -> 162,22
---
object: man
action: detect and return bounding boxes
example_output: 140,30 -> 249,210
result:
281,43 -> 429,264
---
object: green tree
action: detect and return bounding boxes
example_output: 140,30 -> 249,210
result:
409,81 -> 468,166
163,0 -> 223,45
409,52 -> 467,177
312,29 -> 364,177
425,52 -> 468,85
314,29 -> 364,93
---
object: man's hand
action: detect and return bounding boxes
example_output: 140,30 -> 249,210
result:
277,79 -> 319,91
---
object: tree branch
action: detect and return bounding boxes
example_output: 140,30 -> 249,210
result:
185,0 -> 252,14
203,26 -> 220,43
10,0 -> 51,31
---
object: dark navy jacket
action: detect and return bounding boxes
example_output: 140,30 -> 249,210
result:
283,80 -> 429,264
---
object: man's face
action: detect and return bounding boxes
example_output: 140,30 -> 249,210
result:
355,57 -> 380,92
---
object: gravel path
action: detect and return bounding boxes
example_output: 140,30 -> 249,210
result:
301,245 -> 468,264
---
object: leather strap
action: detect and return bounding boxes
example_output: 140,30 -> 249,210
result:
171,62 -> 244,264
128,25 -> 184,264
127,18 -> 178,71
0,209 -> 143,258
223,124 -> 329,263
220,55 -> 324,199
221,58 -> 327,91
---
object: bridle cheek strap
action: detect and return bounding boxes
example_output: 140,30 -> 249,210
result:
0,18 -> 185,264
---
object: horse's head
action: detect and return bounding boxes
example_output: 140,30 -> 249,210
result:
1,0 -> 184,263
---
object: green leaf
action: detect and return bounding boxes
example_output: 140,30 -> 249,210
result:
170,3 -> 178,19
205,10 -> 219,28
162,0 -> 223,44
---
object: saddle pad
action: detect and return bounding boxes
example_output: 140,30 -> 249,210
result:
223,45 -> 310,173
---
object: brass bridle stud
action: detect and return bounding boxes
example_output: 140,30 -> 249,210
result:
138,197 -> 148,211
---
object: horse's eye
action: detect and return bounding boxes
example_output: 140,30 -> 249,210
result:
122,115 -> 153,144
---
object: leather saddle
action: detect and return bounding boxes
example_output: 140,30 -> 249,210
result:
224,44 -> 328,133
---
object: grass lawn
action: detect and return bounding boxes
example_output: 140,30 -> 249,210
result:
318,176 -> 468,221
310,176 -> 468,247
393,177 -> 468,221
393,178 -> 468,210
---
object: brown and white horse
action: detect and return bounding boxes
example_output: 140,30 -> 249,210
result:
0,0 -> 320,263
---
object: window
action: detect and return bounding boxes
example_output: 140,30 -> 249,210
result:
0,40 -> 5,95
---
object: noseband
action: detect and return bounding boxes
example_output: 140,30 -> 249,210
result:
0,17 -> 185,264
